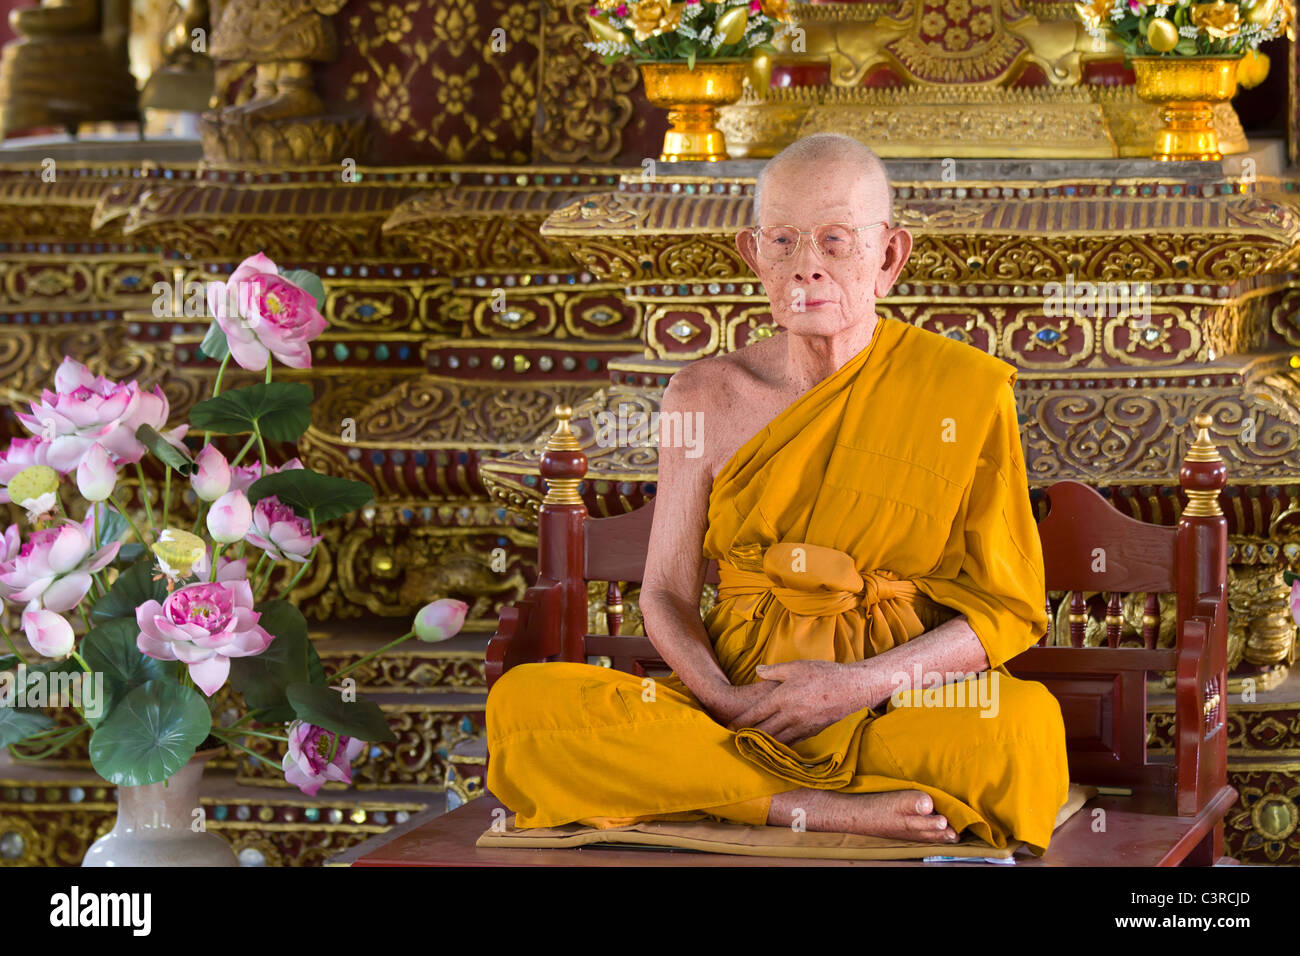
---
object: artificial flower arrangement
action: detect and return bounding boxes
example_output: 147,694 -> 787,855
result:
0,252 -> 468,797
1075,0 -> 1291,58
585,0 -> 796,68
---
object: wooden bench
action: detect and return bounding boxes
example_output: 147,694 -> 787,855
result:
354,405 -> 1237,867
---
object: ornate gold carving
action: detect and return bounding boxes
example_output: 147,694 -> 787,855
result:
1019,382 -> 1300,484
536,0 -> 637,163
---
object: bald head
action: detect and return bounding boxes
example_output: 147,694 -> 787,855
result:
753,133 -> 894,228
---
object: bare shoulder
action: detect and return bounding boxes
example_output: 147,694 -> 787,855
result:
662,335 -> 787,482
665,334 -> 782,406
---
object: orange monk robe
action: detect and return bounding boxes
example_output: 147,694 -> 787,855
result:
486,317 -> 1070,854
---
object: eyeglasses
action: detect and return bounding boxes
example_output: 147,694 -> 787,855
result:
751,221 -> 888,262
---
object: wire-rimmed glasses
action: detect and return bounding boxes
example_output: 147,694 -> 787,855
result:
751,221 -> 888,262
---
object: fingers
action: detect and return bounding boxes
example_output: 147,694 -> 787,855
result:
730,696 -> 781,732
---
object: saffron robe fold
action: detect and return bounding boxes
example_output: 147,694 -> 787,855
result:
487,317 -> 1070,853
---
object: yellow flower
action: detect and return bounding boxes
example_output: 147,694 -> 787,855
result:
631,0 -> 667,41
761,0 -> 789,20
1191,1 -> 1241,37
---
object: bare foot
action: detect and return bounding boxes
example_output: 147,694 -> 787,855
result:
768,788 -> 960,843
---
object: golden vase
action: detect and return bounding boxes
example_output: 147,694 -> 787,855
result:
1131,55 -> 1243,161
637,58 -> 750,162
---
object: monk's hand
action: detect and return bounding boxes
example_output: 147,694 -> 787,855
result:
702,680 -> 781,729
728,661 -> 865,745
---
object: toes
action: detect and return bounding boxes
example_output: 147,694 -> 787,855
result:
913,793 -> 933,815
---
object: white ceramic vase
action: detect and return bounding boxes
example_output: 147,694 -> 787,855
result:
82,747 -> 237,867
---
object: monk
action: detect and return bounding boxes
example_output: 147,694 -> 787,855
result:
486,132 -> 1070,854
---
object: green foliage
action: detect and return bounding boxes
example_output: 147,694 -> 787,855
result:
135,424 -> 195,476
247,468 -> 374,525
286,682 -> 397,744
229,600 -> 324,722
189,382 -> 314,443
199,318 -> 231,360
92,558 -> 170,622
88,679 -> 212,786
81,618 -> 181,729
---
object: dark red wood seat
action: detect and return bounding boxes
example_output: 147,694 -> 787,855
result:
357,406 -> 1236,867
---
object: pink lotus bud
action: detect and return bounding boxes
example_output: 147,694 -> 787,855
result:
75,443 -> 116,502
206,489 -> 252,543
413,598 -> 468,642
22,608 -> 75,658
191,445 -> 232,502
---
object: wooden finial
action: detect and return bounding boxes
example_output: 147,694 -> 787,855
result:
1180,412 -> 1224,518
545,404 -> 582,454
1184,413 -> 1222,465
540,404 -> 586,506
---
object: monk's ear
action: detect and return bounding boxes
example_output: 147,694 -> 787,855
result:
875,226 -> 912,298
737,227 -> 761,275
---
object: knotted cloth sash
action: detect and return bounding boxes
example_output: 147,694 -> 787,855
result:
710,542 -> 933,788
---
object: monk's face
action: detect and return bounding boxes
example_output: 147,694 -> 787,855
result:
737,159 -> 912,339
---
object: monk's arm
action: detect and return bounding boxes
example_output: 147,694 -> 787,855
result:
638,366 -> 738,713
845,615 -> 991,709
851,376 -> 1045,710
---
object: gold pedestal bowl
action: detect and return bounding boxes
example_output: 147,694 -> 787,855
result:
638,57 -> 750,162
1131,55 -> 1243,162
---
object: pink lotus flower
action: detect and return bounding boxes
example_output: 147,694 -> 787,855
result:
615,2 -> 627,14
108,380 -> 189,467
414,598 -> 468,642
191,445 -> 232,502
227,457 -> 304,495
207,489 -> 252,544
0,523 -> 20,565
0,437 -> 51,503
0,519 -> 120,613
208,253 -> 328,371
22,609 -> 75,658
135,577 -> 274,696
282,720 -> 365,797
244,495 -> 321,563
749,0 -> 761,11
14,358 -> 186,472
75,442 -> 116,502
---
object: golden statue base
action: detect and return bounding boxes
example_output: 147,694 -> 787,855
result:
719,83 -> 1247,159
198,109 -> 367,166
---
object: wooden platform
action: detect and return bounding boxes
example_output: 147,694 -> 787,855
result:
343,786 -> 1239,867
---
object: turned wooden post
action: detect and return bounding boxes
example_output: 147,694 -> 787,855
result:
538,404 -> 591,665
1174,412 -> 1229,820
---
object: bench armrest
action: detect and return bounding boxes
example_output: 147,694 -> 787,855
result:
1173,589 -> 1231,817
485,582 -> 564,689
